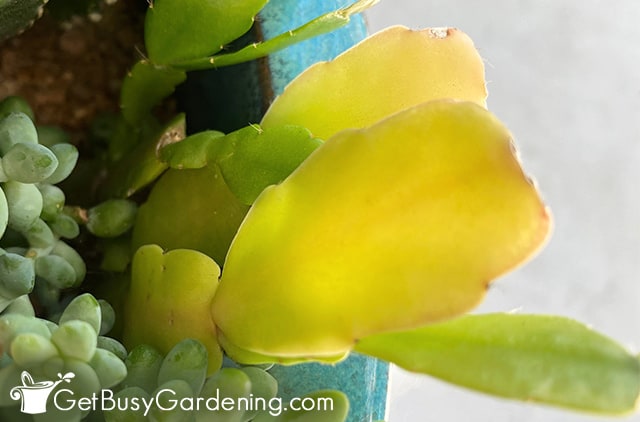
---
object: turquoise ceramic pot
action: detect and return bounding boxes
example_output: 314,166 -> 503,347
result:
178,2 -> 389,421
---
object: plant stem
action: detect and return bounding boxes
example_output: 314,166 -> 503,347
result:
172,0 -> 380,71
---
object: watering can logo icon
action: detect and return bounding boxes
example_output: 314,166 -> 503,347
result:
9,371 -> 75,414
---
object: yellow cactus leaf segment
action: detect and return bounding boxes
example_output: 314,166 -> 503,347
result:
212,100 -> 551,358
132,165 -> 250,266
123,245 -> 223,374
261,25 -> 487,140
217,331 -> 348,366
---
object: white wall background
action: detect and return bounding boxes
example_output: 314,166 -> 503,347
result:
366,1 -> 640,421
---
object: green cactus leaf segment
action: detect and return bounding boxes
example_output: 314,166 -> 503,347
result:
144,0 -> 268,65
120,60 -> 186,125
160,124 -> 322,205
355,313 -> 640,415
172,0 -> 380,70
159,130 -> 225,170
102,114 -> 185,198
131,164 -> 249,266
216,125 -> 322,205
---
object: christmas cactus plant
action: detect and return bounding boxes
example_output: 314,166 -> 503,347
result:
0,0 -> 638,421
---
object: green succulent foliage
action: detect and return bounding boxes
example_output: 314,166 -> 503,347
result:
196,367 -> 252,421
0,0 -> 48,42
86,199 -> 137,238
156,339 -> 208,393
0,293 -> 127,421
104,339 -> 347,422
119,343 -> 164,394
0,97 -> 35,122
43,143 -> 79,185
0,253 -> 35,311
0,100 -> 84,312
355,313 -> 640,414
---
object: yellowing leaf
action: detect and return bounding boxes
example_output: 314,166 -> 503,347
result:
211,100 -> 551,358
123,245 -> 222,374
261,26 -> 487,140
131,165 -> 250,266
217,331 -> 347,366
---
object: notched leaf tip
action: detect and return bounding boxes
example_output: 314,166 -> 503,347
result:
427,27 -> 453,39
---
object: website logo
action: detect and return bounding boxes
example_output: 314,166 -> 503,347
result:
8,370 -> 335,418
9,371 -> 75,415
